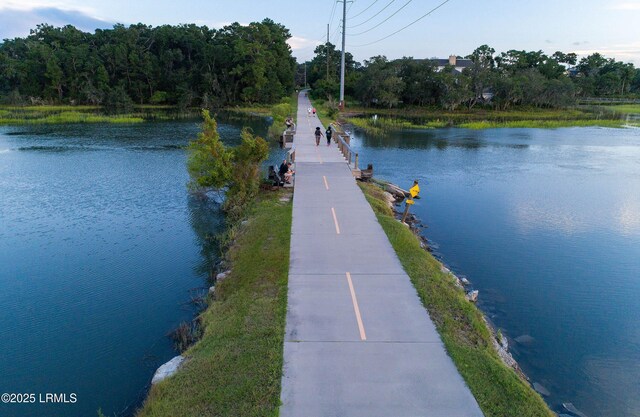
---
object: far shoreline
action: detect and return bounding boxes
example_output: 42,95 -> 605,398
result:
3,103 -> 639,130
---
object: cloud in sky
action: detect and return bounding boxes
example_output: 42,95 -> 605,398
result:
573,41 -> 640,64
287,36 -> 320,51
0,7 -> 113,40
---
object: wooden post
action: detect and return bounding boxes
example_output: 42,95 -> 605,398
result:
401,202 -> 411,224
355,153 -> 359,170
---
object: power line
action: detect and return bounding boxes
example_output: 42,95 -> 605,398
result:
348,0 -> 397,28
350,0 -> 413,36
351,0 -> 452,47
328,0 -> 339,29
350,0 -> 382,19
331,22 -> 342,44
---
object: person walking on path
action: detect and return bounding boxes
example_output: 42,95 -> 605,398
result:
325,126 -> 333,146
314,127 -> 324,146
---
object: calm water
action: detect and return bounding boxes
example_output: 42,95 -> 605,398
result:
349,126 -> 640,417
0,116 -> 281,417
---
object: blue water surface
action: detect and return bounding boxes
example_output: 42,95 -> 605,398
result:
349,126 -> 640,417
0,116 -> 280,417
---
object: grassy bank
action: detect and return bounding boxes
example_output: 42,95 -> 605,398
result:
137,188 -> 292,417
358,182 -> 554,417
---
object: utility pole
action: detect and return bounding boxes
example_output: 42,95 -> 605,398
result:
326,23 -> 330,82
339,0 -> 347,110
304,62 -> 307,88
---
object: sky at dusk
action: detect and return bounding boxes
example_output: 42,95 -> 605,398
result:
1,0 -> 640,65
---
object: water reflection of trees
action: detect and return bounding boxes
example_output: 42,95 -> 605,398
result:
352,128 -> 531,151
187,195 -> 224,279
353,129 -> 486,150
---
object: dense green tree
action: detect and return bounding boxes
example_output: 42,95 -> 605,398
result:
435,67 -> 473,110
631,69 -> 640,93
0,20 -> 295,106
303,42 -> 360,99
464,45 -> 496,108
355,56 -> 404,108
397,57 -> 439,106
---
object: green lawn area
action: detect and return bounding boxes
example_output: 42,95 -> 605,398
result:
137,188 -> 292,417
359,182 -> 555,417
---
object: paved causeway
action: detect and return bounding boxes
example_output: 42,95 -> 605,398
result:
279,92 -> 484,417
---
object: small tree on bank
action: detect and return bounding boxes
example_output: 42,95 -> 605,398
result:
187,110 -> 269,222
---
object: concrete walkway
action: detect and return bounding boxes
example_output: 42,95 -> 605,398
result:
279,92 -> 484,417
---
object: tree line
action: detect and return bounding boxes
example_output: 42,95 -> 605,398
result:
0,20 -> 296,109
303,44 -> 640,110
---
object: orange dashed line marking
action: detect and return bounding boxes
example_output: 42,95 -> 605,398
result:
331,207 -> 340,235
346,272 -> 366,341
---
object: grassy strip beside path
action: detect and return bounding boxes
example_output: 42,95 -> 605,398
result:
358,182 -> 554,417
137,189 -> 292,417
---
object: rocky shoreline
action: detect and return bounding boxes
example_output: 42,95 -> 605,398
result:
370,178 -> 566,411
373,178 -> 593,417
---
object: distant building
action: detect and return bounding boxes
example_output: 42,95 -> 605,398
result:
433,55 -> 473,73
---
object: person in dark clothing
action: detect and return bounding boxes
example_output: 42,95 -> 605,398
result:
279,159 -> 288,178
278,160 -> 294,183
314,127 -> 323,146
325,126 -> 333,145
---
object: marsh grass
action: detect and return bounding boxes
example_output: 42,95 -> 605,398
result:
0,112 -> 144,124
137,189 -> 292,417
358,182 -> 555,417
0,105 -> 202,125
459,119 -> 628,129
342,106 -> 632,132
603,104 -> 640,114
347,116 -> 448,134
